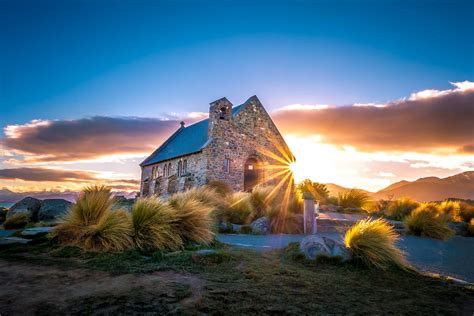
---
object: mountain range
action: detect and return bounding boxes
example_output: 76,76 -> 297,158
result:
327,171 -> 474,201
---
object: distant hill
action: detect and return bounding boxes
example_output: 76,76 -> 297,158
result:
325,171 -> 474,202
0,188 -> 137,204
372,171 -> 474,201
325,183 -> 373,196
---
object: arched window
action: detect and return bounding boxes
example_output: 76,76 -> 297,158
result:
183,159 -> 187,174
223,158 -> 230,173
178,160 -> 182,177
168,163 -> 172,176
163,165 -> 167,177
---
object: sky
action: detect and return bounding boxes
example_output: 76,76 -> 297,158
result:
0,0 -> 473,193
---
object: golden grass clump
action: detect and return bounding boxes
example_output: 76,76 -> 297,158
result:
3,213 -> 29,229
206,180 -> 233,197
249,186 -> 274,220
82,209 -> 133,252
468,219 -> 474,236
438,200 -> 461,222
131,197 -> 182,251
169,192 -> 215,245
459,202 -> 474,223
344,218 -> 408,270
53,185 -> 133,251
178,186 -> 222,209
218,192 -> 253,224
386,197 -> 419,220
337,189 -> 371,209
404,203 -> 454,240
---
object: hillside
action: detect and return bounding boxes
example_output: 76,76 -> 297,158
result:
325,183 -> 373,196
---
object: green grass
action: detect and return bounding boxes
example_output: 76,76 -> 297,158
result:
0,239 -> 472,314
404,203 -> 454,240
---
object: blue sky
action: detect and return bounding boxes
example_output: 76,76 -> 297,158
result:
1,0 -> 472,125
0,0 -> 473,193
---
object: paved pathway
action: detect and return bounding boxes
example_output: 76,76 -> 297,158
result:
217,234 -> 474,283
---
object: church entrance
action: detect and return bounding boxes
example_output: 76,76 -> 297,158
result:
244,156 -> 263,191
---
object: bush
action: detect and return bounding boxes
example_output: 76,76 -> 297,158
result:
131,197 -> 182,251
217,192 -> 253,224
337,189 -> 371,209
404,203 -> 454,240
0,207 -> 8,224
173,187 -> 221,209
3,213 -> 29,229
296,179 -> 330,203
344,218 -> 408,270
207,180 -> 233,197
267,206 -> 302,234
169,192 -> 215,245
53,185 -> 133,251
386,197 -> 419,220
459,202 -> 474,223
287,195 -> 303,214
469,219 -> 474,236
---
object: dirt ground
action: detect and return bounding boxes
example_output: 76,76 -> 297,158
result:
0,259 -> 204,315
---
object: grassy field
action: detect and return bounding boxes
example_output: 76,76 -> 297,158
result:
0,239 -> 473,315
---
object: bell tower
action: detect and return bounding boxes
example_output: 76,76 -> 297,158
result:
208,97 -> 232,136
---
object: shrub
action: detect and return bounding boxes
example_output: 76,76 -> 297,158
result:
438,200 -> 461,222
173,187 -> 221,209
53,185 -> 133,251
337,189 -> 371,209
459,202 -> 474,223
344,218 -> 408,270
3,213 -> 29,229
296,179 -> 329,203
169,192 -> 215,245
249,186 -> 274,220
386,197 -> 419,220
131,197 -> 182,251
82,209 -> 133,252
404,203 -> 454,240
207,180 -> 233,197
218,192 -> 253,224
267,205 -> 302,234
468,219 -> 474,236
0,207 -> 8,223
287,195 -> 303,214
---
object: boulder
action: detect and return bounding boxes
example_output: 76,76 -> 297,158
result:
0,207 -> 7,223
449,221 -> 469,236
300,235 -> 351,261
38,199 -> 73,222
250,217 -> 271,235
7,197 -> 41,221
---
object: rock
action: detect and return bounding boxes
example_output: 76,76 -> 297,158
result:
38,199 -> 73,222
20,226 -> 53,237
7,197 -> 41,221
0,207 -> 7,223
449,221 -> 469,236
250,217 -> 270,235
231,223 -> 243,232
300,235 -> 351,261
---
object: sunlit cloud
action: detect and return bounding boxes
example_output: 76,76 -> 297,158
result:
276,104 -> 332,111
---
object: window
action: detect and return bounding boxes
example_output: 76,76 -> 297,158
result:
163,165 -> 167,177
248,164 -> 254,170
219,107 -> 227,119
178,160 -> 182,177
183,159 -> 187,174
224,158 -> 230,173
168,163 -> 171,176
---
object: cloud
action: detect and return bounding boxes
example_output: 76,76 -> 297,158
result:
273,81 -> 474,153
0,167 -> 98,182
2,116 -> 187,163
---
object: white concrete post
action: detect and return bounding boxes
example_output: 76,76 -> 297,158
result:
304,198 -> 315,235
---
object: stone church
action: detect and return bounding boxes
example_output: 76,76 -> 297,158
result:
140,95 -> 295,198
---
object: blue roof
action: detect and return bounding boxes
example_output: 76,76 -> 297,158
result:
140,102 -> 248,166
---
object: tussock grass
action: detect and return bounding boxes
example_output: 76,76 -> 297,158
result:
337,189 -> 371,209
131,198 -> 182,251
438,200 -> 461,222
169,192 -> 215,245
249,186 -> 273,220
287,195 -> 303,214
174,187 -> 221,209
386,197 -> 419,220
207,180 -> 233,197
460,202 -> 474,223
468,219 -> 474,236
218,192 -> 253,224
344,218 -> 408,270
404,203 -> 454,240
3,213 -> 29,229
53,185 -> 133,251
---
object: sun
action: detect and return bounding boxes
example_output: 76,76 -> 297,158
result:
288,161 -> 297,174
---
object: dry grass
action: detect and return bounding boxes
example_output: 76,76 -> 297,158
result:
207,180 -> 233,197
287,195 -> 303,214
438,200 -> 461,222
169,192 -> 215,245
53,185 -> 133,251
131,198 -> 182,251
404,203 -> 454,240
249,186 -> 274,220
459,202 -> 474,223
344,218 -> 408,270
217,192 -> 253,224
172,187 -> 222,209
337,189 -> 371,209
386,197 -> 419,220
469,219 -> 474,236
3,213 -> 29,229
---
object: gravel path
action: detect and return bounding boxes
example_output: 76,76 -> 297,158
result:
217,234 -> 474,283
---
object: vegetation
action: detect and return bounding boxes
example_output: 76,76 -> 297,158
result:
206,180 -> 233,197
0,207 -> 8,224
169,191 -> 215,245
460,202 -> 474,223
386,197 -> 419,220
404,203 -> 454,240
344,218 -> 408,270
217,192 -> 253,224
131,198 -> 182,251
438,200 -> 461,222
469,219 -> 474,236
3,213 -> 29,229
287,194 -> 303,214
337,189 -> 371,209
296,179 -> 330,203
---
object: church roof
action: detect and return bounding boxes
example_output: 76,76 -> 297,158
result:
140,101 -> 248,167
